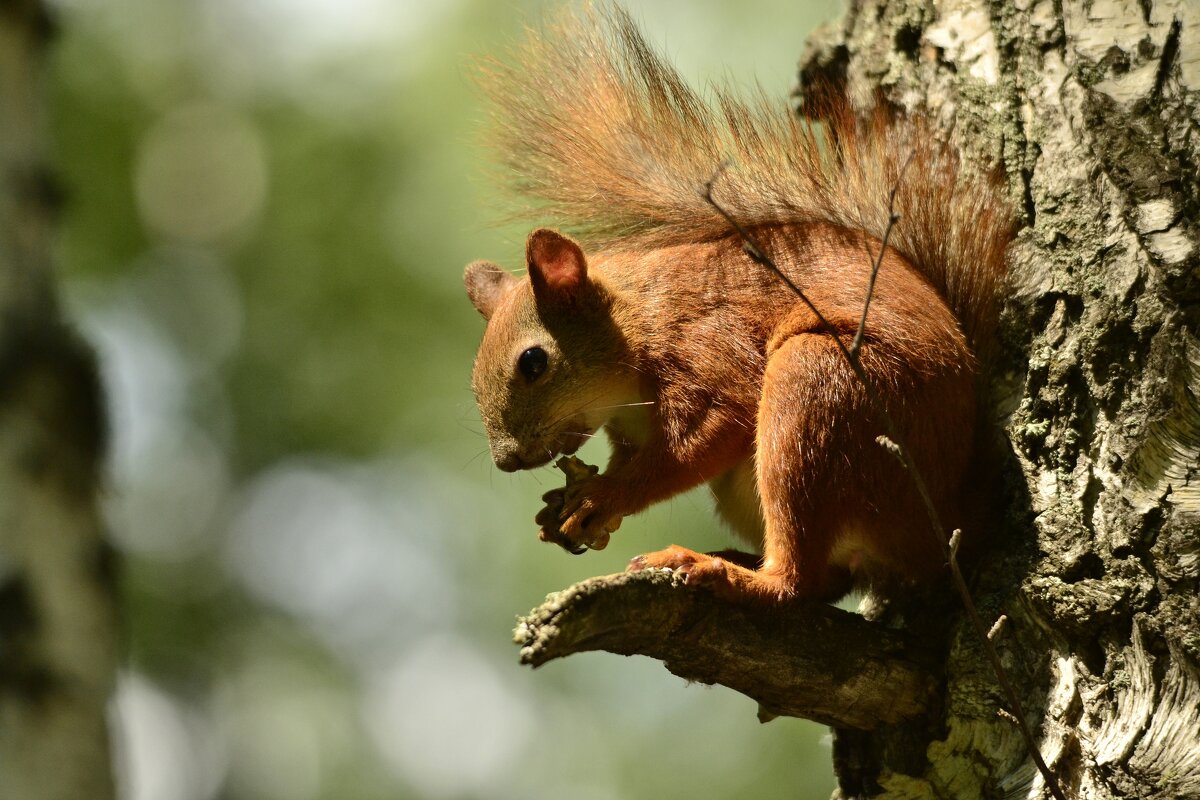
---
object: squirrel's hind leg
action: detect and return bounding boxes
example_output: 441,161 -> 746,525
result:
750,330 -> 874,602
628,331 -> 866,604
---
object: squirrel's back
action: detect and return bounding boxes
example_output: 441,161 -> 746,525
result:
477,3 -> 1014,352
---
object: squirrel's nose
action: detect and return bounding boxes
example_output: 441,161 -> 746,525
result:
494,447 -> 554,472
494,450 -> 525,472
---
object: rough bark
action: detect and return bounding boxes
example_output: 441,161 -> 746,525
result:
515,1 -> 1200,797
0,1 -> 117,798
517,570 -> 940,730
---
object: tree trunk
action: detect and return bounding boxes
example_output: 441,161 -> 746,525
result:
0,1 -> 117,798
516,1 -> 1200,797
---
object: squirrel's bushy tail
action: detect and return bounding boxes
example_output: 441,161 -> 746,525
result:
478,3 -> 1014,350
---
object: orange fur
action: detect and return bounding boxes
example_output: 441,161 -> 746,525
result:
465,5 -> 1014,603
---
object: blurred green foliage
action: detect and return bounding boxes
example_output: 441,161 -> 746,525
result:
50,0 -> 843,798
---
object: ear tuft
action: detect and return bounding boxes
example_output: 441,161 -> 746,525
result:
463,260 -> 517,320
526,228 -> 588,303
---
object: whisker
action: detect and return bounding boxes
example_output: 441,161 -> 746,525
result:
587,400 -> 656,412
461,449 -> 491,470
541,390 -> 610,431
532,391 -> 659,457
454,418 -> 487,436
541,395 -> 656,434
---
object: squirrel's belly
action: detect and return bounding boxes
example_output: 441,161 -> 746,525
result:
829,523 -> 917,583
709,460 -> 764,547
829,525 -> 874,573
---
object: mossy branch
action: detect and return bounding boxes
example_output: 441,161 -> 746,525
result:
515,569 -> 939,730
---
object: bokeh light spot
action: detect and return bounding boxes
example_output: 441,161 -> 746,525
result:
135,103 -> 267,243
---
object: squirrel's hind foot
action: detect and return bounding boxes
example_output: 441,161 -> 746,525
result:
629,545 -> 798,604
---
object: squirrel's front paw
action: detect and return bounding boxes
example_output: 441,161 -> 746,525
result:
535,488 -> 586,554
557,485 -> 622,551
536,460 -> 623,553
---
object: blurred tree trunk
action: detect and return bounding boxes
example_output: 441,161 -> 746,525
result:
801,0 -> 1200,796
518,1 -> 1200,798
0,1 -> 117,798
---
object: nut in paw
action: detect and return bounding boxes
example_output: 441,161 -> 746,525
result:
536,456 -> 622,552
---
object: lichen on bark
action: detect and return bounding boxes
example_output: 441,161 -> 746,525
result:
802,0 -> 1200,796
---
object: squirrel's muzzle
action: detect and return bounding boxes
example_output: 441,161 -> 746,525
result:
494,451 -> 525,472
492,446 -> 553,472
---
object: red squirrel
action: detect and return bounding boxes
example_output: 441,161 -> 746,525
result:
464,5 -> 1014,603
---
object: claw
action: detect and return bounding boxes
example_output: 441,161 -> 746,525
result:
538,527 -> 588,555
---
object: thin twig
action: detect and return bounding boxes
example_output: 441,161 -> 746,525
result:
850,152 -> 915,359
702,169 -> 1068,800
702,166 -> 869,391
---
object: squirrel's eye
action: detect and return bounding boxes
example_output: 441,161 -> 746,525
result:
517,346 -> 549,382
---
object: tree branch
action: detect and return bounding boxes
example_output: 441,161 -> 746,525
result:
515,569 -> 939,730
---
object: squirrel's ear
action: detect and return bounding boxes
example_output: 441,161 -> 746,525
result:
526,228 -> 587,304
463,260 -> 517,320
